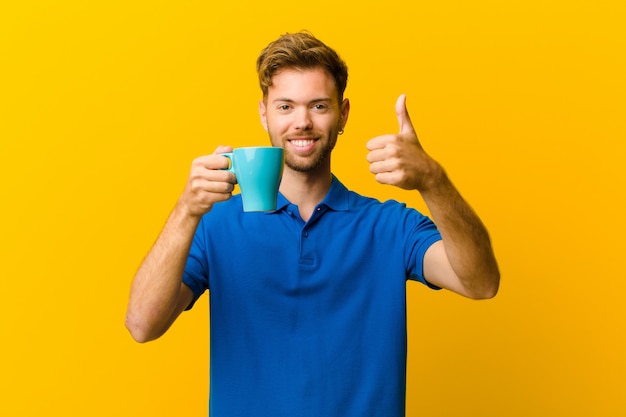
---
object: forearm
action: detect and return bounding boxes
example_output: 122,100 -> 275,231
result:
125,148 -> 235,341
125,203 -> 200,342
420,167 -> 500,298
365,94 -> 499,297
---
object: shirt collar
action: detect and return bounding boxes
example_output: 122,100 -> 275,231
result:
274,174 -> 350,213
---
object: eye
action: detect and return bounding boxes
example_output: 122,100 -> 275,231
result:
274,102 -> 293,112
313,103 -> 329,112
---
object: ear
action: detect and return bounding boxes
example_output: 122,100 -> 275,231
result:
340,98 -> 350,130
258,100 -> 268,131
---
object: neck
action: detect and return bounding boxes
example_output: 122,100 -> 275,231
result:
279,166 -> 332,222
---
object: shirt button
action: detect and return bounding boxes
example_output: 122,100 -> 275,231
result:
303,231 -> 309,238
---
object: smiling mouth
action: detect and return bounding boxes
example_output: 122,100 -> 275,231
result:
290,139 -> 317,147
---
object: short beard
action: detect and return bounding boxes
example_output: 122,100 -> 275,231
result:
285,140 -> 336,172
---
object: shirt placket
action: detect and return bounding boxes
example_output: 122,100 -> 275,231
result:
298,205 -> 327,269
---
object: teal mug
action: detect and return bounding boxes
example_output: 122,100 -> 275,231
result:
222,147 -> 284,212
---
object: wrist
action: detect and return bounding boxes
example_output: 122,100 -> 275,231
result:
172,198 -> 206,227
418,160 -> 448,194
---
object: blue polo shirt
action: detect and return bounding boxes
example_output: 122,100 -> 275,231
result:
183,176 -> 441,417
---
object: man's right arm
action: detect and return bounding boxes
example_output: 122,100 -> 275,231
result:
125,146 -> 235,343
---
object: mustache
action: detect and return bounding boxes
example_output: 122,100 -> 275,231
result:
285,133 -> 322,141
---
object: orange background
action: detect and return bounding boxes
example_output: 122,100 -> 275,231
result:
1,1 -> 624,416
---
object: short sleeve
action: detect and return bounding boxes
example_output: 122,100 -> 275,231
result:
402,208 -> 442,289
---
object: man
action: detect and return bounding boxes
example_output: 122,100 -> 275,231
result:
126,31 -> 499,416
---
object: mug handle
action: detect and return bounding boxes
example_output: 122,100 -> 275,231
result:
221,152 -> 235,174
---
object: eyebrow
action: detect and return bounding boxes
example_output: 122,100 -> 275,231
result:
271,97 -> 333,104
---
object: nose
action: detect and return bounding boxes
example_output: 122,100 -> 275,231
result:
293,107 -> 313,131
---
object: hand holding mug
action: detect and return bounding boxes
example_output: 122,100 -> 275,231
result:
180,145 -> 237,217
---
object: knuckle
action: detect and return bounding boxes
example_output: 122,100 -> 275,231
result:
188,178 -> 203,193
191,156 -> 205,168
387,143 -> 401,157
218,181 -> 234,193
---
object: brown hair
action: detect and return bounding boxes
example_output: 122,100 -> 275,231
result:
256,31 -> 348,101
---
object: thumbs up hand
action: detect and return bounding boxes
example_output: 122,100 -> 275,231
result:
366,94 -> 442,192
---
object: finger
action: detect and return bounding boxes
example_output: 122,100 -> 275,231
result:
368,159 -> 395,175
366,149 -> 384,164
213,145 -> 233,155
191,176 -> 235,193
396,94 -> 416,136
365,134 -> 391,151
193,155 -> 228,170
373,171 -> 398,186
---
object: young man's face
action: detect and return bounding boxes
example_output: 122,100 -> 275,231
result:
259,67 -> 349,174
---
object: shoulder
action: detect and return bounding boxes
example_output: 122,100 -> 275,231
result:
335,189 -> 435,239
346,189 -> 425,221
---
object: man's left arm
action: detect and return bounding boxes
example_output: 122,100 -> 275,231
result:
366,94 -> 500,299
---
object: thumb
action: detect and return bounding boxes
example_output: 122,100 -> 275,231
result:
396,94 -> 416,135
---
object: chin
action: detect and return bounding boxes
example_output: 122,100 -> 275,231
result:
285,154 -> 330,173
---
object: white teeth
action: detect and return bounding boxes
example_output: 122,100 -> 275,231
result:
291,139 -> 315,147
